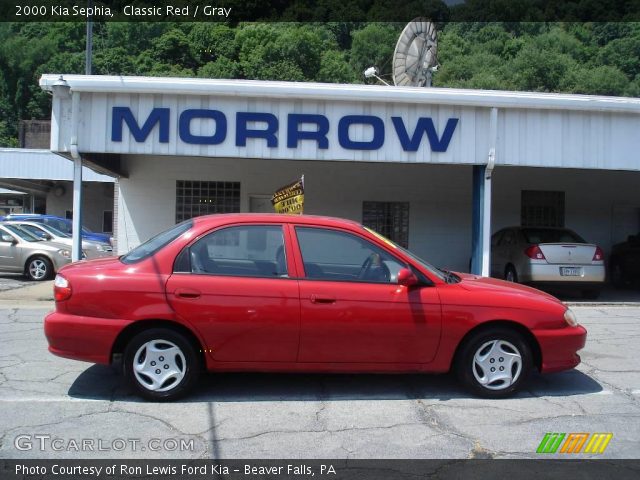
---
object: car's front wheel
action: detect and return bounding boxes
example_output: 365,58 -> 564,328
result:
25,256 -> 53,281
456,327 -> 532,398
124,328 -> 201,401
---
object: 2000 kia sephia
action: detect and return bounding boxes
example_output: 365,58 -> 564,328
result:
44,214 -> 587,401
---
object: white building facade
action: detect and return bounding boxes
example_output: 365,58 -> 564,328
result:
39,75 -> 640,274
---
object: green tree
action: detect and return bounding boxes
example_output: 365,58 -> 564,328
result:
350,23 -> 401,80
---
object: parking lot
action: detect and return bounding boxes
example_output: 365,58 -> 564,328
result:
0,280 -> 638,459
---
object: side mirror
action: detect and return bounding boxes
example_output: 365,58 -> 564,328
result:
44,233 -> 53,240
1,234 -> 15,244
397,268 -> 418,287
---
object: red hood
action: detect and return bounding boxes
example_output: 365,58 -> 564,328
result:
454,272 -> 563,304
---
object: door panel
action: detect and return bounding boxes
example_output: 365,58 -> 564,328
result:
166,224 -> 300,363
0,237 -> 19,271
293,226 -> 442,364
167,275 -> 300,362
298,280 -> 441,363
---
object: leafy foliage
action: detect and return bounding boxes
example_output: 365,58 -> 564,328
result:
1,21 -> 639,146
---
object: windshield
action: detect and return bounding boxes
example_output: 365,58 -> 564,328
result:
522,228 -> 586,244
3,224 -> 42,242
121,220 -> 193,264
44,225 -> 72,238
363,226 -> 446,282
43,218 -> 72,234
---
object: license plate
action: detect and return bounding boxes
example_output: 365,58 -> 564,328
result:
560,267 -> 582,276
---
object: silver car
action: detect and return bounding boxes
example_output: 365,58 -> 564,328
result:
0,224 -> 72,281
4,220 -> 112,259
491,226 -> 605,299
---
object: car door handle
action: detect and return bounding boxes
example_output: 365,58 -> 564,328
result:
310,295 -> 336,304
174,288 -> 201,299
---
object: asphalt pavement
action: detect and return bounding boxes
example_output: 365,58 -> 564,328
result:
0,284 -> 638,459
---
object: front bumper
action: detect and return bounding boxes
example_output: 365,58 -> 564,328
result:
536,324 -> 587,373
44,311 -> 132,364
50,255 -> 72,272
519,264 -> 605,284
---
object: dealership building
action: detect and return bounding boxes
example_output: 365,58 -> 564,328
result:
39,74 -> 640,275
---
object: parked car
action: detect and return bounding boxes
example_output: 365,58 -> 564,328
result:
490,226 -> 605,299
1,214 -> 112,245
609,234 -> 640,287
3,220 -> 112,259
45,214 -> 587,401
0,223 -> 73,280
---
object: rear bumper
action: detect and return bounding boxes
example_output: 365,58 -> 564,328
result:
536,324 -> 587,373
44,311 -> 132,364
520,264 -> 605,284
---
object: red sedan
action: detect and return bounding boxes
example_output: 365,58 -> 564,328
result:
45,214 -> 586,401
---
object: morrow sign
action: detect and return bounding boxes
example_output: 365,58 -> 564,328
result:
111,107 -> 459,152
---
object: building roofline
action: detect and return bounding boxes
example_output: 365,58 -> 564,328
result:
40,74 -> 640,114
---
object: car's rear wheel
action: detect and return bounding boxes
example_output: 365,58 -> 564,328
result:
124,328 -> 201,401
505,265 -> 518,283
25,256 -> 53,281
456,327 -> 532,398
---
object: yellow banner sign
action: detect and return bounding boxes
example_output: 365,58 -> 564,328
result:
272,177 -> 304,214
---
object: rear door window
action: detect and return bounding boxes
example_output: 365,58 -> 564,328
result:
187,225 -> 287,278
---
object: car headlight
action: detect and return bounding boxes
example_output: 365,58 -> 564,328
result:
564,308 -> 578,327
96,243 -> 108,251
57,249 -> 71,259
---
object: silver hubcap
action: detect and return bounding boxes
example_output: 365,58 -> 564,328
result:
29,259 -> 47,280
472,340 -> 522,391
506,270 -> 515,282
133,340 -> 186,392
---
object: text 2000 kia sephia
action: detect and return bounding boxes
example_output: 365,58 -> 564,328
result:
45,214 -> 587,401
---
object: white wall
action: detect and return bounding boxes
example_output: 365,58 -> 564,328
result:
116,155 -> 474,271
46,181 -> 114,233
492,167 -> 640,256
116,156 -> 640,272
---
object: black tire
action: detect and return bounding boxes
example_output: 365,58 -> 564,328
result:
581,289 -> 600,300
455,327 -> 532,399
123,328 -> 201,401
504,265 -> 518,283
25,256 -> 53,281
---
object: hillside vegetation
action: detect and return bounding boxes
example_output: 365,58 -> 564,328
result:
1,21 -> 639,145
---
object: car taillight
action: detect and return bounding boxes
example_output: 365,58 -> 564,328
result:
593,246 -> 604,261
525,245 -> 546,260
54,274 -> 72,302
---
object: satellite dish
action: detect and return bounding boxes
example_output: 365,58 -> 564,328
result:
392,18 -> 438,87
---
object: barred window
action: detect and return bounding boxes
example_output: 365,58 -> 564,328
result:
176,181 -> 240,223
362,201 -> 410,248
521,190 -> 565,228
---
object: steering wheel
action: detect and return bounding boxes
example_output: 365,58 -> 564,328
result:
357,254 -> 375,280
357,253 -> 391,282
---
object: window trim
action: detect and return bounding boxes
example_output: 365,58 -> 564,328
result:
293,225 -> 418,286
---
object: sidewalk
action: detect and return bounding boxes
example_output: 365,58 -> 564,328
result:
0,280 -> 54,308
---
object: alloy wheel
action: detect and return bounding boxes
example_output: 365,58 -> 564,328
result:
29,259 -> 48,280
